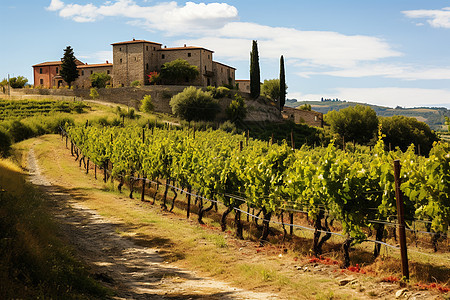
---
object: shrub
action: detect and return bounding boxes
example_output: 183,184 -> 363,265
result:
219,120 -> 236,133
226,93 -> 247,122
170,86 -> 220,122
7,120 -> 34,143
90,72 -> 111,88
131,80 -> 141,87
0,128 -> 11,157
207,86 -> 231,99
140,95 -> 154,113
160,59 -> 199,85
89,88 -> 99,100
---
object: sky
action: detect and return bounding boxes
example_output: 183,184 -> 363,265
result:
2,0 -> 450,108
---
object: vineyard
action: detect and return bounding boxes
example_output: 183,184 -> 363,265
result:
63,124 -> 449,270
0,99 -> 86,119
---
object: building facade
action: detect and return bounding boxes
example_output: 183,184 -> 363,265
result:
282,106 -> 324,128
33,39 -> 235,89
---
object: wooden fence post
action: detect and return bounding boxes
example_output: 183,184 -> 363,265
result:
393,160 -> 409,280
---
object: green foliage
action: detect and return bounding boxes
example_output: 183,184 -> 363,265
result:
219,120 -> 237,133
140,95 -> 154,113
325,105 -> 379,144
380,115 -> 439,156
446,116 -> 450,132
279,55 -> 286,109
170,86 -> 220,122
130,80 -> 141,87
207,86 -> 231,99
90,87 -> 99,100
60,46 -> 79,88
226,93 -> 247,122
8,76 -> 28,88
261,79 -> 281,101
298,104 -> 311,111
90,72 -> 111,88
0,128 -> 11,156
250,40 -> 261,99
0,99 -> 86,120
160,59 -> 199,85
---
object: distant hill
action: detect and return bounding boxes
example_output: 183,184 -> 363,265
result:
286,99 -> 450,131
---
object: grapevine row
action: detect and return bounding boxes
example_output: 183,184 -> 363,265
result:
65,124 -> 449,266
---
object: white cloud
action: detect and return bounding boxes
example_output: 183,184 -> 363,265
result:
47,0 -> 65,11
297,64 -> 450,80
294,87 -> 450,108
402,7 -> 450,28
78,50 -> 112,63
47,0 -> 239,33
181,23 -> 401,68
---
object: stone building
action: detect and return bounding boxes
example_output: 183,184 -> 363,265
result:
33,39 -> 235,89
282,106 -> 324,128
236,79 -> 250,93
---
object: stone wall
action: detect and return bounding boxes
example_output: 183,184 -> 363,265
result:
7,86 -> 283,122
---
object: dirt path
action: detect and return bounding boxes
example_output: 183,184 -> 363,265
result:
27,148 -> 280,300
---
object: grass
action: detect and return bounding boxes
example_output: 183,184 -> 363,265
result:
0,158 -> 110,299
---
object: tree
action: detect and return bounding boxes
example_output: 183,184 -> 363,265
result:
250,40 -> 260,99
279,55 -> 286,109
446,116 -> 450,132
160,59 -> 199,85
325,105 -> 379,145
170,86 -> 220,122
261,79 -> 280,101
380,115 -> 439,156
140,95 -> 154,113
226,93 -> 247,122
8,76 -> 28,88
60,46 -> 79,88
90,72 -> 111,88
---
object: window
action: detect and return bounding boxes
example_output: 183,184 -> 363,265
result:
162,54 -> 165,59
107,70 -> 110,74
205,66 -> 207,71
56,67 -> 59,74
188,53 -> 191,57
146,63 -> 149,70
120,58 -> 122,63
208,55 -> 210,59
119,47 -> 122,51
39,68 -> 42,74
135,57 -> 137,61
90,70 -> 93,75
153,47 -> 156,50
314,116 -> 318,121
40,79 -> 43,85
146,46 -> 149,51
82,70 -> 84,76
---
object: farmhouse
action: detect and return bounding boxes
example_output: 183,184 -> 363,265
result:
282,106 -> 324,128
33,39 -> 235,89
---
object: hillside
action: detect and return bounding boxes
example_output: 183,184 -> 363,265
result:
286,99 -> 450,131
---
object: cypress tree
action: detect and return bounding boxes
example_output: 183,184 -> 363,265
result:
279,55 -> 286,110
250,40 -> 260,99
60,46 -> 79,88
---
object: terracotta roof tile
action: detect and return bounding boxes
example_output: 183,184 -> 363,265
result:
77,63 -> 113,69
159,46 -> 213,53
111,40 -> 162,46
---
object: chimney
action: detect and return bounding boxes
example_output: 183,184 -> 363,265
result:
184,44 -> 186,47
106,60 -> 109,64
164,45 -> 167,48
133,38 -> 135,41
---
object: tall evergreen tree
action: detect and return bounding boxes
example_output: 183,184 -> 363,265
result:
60,46 -> 79,88
279,55 -> 286,110
250,40 -> 260,99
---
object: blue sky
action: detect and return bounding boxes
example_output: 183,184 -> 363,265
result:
3,0 -> 450,108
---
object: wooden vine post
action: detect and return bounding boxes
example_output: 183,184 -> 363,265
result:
141,177 -> 146,201
186,186 -> 192,218
393,160 -> 409,280
289,212 -> 294,235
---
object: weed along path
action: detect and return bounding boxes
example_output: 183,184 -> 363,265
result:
27,146 -> 280,299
